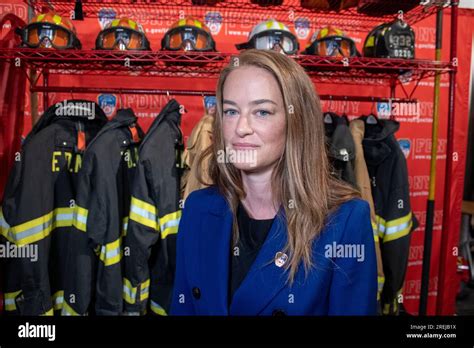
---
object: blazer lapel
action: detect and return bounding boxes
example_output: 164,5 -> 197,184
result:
198,193 -> 233,315
229,211 -> 289,315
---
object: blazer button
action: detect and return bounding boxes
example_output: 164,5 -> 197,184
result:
192,287 -> 201,299
272,309 -> 286,316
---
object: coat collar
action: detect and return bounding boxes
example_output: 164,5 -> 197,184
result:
201,189 -> 289,315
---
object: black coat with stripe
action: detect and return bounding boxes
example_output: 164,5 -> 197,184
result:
123,99 -> 183,315
61,108 -> 144,316
0,101 -> 107,315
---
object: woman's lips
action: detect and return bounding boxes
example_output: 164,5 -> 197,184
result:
232,143 -> 259,149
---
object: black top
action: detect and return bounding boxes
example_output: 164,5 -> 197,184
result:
229,203 -> 275,304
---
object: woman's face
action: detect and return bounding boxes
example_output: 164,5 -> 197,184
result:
222,66 -> 286,173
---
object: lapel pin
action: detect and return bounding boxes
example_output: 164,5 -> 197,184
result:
275,252 -> 288,268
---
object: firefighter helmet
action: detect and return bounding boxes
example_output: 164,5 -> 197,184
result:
95,18 -> 151,51
161,17 -> 216,52
17,12 -> 81,49
235,19 -> 299,55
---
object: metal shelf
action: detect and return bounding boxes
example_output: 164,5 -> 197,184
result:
25,0 -> 449,31
0,48 -> 454,85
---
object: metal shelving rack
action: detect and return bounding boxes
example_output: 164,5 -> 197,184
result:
0,0 -> 460,314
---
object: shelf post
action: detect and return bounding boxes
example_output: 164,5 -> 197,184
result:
419,5 -> 444,316
436,0 -> 459,315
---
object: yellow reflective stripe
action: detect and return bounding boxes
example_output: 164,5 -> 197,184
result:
52,290 -> 64,311
131,196 -> 156,215
99,238 -> 122,266
130,196 -> 158,230
378,276 -> 385,292
140,279 -> 150,302
123,278 -> 137,304
122,216 -> 129,237
150,300 -> 167,316
37,14 -> 45,22
371,221 -> 379,242
386,212 -> 412,228
111,19 -> 120,27
61,301 -> 80,316
41,308 -> 54,316
159,210 -> 181,239
5,207 -> 74,246
73,205 -> 88,232
383,220 -> 412,243
194,20 -> 202,28
179,19 -> 186,27
0,208 -> 11,239
4,290 -> 22,311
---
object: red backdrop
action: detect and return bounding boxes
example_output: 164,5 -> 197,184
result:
1,0 -> 472,315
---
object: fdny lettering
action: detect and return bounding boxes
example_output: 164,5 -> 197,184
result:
52,151 -> 82,173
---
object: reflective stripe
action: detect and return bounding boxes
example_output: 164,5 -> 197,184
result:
150,300 -> 167,316
4,290 -> 22,311
0,208 -> 11,239
140,279 -> 150,301
159,210 -> 181,239
4,207 -> 74,245
383,212 -> 413,243
371,221 -> 378,243
375,213 -> 413,243
123,278 -> 137,304
99,238 -> 122,266
130,196 -> 158,230
61,301 -> 79,316
41,308 -> 54,316
378,276 -> 385,293
53,290 -> 64,311
73,205 -> 88,232
122,216 -> 129,237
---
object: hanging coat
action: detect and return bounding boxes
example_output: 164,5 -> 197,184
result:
324,112 -> 357,188
123,99 -> 184,315
0,100 -> 107,315
360,116 -> 418,315
61,109 -> 144,316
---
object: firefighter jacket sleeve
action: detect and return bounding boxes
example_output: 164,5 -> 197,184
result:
182,113 -> 214,200
124,99 -> 183,315
349,119 -> 385,301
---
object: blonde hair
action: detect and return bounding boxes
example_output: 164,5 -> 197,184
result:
198,49 -> 359,283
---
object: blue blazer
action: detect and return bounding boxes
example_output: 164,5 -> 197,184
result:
170,187 -> 377,316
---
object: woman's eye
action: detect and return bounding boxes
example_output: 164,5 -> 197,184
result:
256,110 -> 271,117
224,109 -> 238,117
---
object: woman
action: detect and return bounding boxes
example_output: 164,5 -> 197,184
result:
171,49 -> 377,316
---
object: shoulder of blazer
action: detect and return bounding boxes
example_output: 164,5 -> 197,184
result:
324,198 -> 371,236
183,186 -> 229,216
